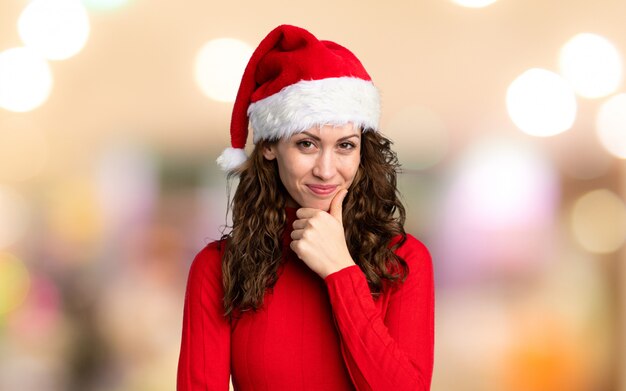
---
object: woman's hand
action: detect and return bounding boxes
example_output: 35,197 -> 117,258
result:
290,189 -> 356,278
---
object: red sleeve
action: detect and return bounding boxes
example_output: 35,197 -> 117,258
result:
324,234 -> 435,391
177,242 -> 231,390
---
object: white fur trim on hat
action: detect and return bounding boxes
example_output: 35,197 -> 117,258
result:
216,147 -> 248,171
247,77 -> 380,143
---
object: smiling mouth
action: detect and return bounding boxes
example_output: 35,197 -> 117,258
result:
306,185 -> 338,195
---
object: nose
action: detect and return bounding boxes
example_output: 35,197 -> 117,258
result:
312,150 -> 337,180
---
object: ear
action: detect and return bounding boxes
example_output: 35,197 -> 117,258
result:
262,143 -> 277,161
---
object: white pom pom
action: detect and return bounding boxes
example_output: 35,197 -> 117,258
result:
216,147 -> 248,171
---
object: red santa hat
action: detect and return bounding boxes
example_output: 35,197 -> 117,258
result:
217,24 -> 381,171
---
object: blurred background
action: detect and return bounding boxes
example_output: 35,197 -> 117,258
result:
1,0 -> 625,390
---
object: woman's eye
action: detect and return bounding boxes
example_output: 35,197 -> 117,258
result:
297,140 -> 314,149
339,142 -> 356,150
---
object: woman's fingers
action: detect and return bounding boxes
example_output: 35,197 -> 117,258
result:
290,228 -> 303,240
290,206 -> 354,278
292,219 -> 306,230
295,207 -> 318,219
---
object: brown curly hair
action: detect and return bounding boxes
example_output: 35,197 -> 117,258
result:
220,130 -> 408,317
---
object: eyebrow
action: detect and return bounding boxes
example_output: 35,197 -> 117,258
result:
299,131 -> 360,142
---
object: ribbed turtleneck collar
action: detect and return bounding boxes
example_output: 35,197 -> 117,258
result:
285,206 -> 298,224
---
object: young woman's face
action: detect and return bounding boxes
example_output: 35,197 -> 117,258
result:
262,123 -> 361,211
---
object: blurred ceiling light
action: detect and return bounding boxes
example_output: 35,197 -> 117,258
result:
571,189 -> 626,254
0,187 -> 29,249
0,253 -> 31,316
0,47 -> 52,112
596,93 -> 626,159
506,68 -> 577,137
385,105 -> 448,169
18,0 -> 90,60
194,38 -> 253,102
82,0 -> 130,11
559,33 -> 623,99
452,0 -> 497,7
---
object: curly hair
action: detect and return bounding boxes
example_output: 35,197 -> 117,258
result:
220,130 -> 408,317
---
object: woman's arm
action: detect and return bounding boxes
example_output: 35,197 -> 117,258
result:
324,235 -> 435,391
177,242 -> 231,390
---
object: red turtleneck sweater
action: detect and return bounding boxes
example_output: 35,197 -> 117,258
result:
177,209 -> 434,390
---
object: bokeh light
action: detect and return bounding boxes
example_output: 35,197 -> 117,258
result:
0,186 -> 30,249
386,105 -> 448,169
7,274 -> 61,339
82,0 -> 131,11
453,137 -> 558,227
436,137 -> 559,284
46,178 -> 103,256
506,68 -> 577,137
571,189 -> 626,254
502,307 -> 592,391
194,38 -> 253,102
451,0 -> 498,8
18,0 -> 90,61
0,47 -> 53,112
0,253 -> 31,316
596,93 -> 626,159
559,33 -> 623,99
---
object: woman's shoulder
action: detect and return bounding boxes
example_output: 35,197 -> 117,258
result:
195,238 -> 228,259
390,233 -> 432,269
183,239 -> 228,304
187,239 -> 227,281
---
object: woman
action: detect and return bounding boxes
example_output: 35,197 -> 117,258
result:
177,25 -> 434,390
